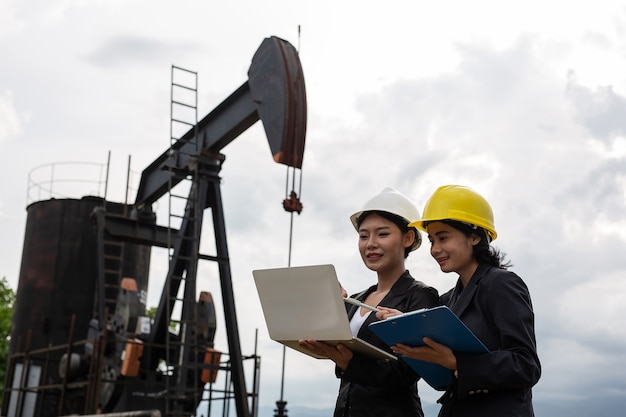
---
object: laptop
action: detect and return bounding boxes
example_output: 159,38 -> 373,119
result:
252,264 -> 396,360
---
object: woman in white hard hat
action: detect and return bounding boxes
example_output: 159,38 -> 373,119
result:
379,185 -> 541,417
300,187 -> 439,417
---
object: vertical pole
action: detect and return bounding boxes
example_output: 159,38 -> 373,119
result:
209,174 -> 251,417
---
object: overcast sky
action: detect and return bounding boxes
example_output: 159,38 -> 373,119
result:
1,1 -> 626,416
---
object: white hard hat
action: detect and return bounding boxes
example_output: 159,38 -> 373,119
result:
350,187 -> 422,251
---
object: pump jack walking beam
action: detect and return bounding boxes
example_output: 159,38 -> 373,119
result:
135,36 -> 307,210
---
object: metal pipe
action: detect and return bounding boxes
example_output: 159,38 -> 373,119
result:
62,410 -> 162,417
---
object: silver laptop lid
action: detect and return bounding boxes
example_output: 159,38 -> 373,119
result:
253,264 -> 352,341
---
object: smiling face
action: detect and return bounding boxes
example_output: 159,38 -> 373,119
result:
426,221 -> 481,285
357,213 -> 413,276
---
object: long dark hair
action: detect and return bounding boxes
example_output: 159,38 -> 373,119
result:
440,220 -> 512,269
356,210 -> 416,258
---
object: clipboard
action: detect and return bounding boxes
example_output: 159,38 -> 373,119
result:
368,305 -> 488,390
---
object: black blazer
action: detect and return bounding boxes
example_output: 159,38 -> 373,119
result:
438,263 -> 541,417
333,271 -> 439,417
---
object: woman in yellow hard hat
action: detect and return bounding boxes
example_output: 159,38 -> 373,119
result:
299,187 -> 439,417
378,185 -> 541,417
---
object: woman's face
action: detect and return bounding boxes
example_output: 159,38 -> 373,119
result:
357,213 -> 412,273
426,221 -> 480,282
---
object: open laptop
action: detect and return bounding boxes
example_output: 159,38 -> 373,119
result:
252,264 -> 396,360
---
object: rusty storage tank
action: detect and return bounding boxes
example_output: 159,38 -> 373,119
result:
6,196 -> 152,415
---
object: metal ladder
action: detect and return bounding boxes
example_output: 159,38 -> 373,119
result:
166,65 -> 202,416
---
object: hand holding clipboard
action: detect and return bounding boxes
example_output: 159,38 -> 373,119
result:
368,305 -> 488,390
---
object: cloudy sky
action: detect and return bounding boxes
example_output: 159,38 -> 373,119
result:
2,1 -> 626,416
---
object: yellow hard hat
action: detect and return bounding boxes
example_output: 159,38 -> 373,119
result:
409,185 -> 497,242
350,187 -> 422,251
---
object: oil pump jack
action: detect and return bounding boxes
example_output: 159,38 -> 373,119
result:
3,36 -> 306,417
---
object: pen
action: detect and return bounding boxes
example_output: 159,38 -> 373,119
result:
343,297 -> 381,313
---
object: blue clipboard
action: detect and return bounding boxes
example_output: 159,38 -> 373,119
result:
368,305 -> 488,390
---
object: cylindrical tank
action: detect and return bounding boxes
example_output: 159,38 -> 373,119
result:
9,195 -> 151,357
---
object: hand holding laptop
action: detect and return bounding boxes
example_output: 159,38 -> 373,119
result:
298,339 -> 353,370
298,296 -> 380,367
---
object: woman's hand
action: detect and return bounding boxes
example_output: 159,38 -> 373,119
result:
391,337 -> 458,370
298,339 -> 353,370
375,306 -> 403,320
339,284 -> 348,298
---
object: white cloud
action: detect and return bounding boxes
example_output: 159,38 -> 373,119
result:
558,273 -> 626,342
0,0 -> 23,36
0,90 -> 28,143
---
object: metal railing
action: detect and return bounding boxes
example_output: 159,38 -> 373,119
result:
26,154 -> 140,206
